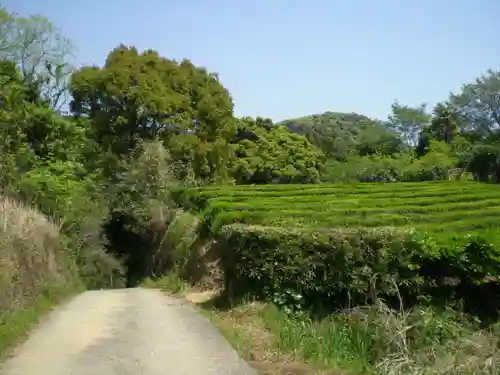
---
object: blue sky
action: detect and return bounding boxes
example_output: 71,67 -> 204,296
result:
4,0 -> 500,122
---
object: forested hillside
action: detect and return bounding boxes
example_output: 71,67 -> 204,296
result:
280,111 -> 403,160
2,5 -> 500,374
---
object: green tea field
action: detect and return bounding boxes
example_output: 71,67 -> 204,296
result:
177,181 -> 500,236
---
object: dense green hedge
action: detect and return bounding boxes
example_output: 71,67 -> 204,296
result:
216,224 -> 500,319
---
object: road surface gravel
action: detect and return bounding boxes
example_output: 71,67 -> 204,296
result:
0,288 -> 257,375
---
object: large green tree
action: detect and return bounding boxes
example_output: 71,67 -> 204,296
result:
70,45 -> 236,165
355,123 -> 405,156
231,117 -> 325,184
416,103 -> 461,157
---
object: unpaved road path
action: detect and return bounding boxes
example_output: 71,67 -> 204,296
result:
0,288 -> 256,375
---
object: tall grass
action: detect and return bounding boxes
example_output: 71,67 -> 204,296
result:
259,301 -> 500,375
0,195 -> 81,357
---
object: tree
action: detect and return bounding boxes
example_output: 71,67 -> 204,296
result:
167,133 -> 235,184
416,103 -> 460,157
388,102 -> 431,147
429,103 -> 460,144
356,123 -> 405,156
70,45 -> 236,162
0,8 -> 75,110
449,69 -> 500,137
466,143 -> 500,183
231,117 -> 325,184
407,140 -> 457,181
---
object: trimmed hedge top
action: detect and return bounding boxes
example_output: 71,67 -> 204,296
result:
172,181 -> 500,239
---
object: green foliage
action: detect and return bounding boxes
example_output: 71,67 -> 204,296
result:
280,111 -> 403,160
258,302 -> 499,375
69,45 -> 236,158
416,103 -> 461,157
161,211 -> 199,274
216,224 -> 500,320
110,139 -> 175,225
3,10 -> 500,367
405,141 -> 457,181
323,142 -> 459,184
0,47 -> 123,289
168,134 -> 235,184
466,143 -> 500,183
103,140 -> 177,284
232,117 -> 325,184
324,153 -> 414,183
175,181 -> 500,237
356,123 -> 405,156
14,163 -> 125,289
388,102 -> 431,147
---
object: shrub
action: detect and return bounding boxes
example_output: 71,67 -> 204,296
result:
14,162 -> 126,289
105,140 -> 186,284
173,181 -> 500,238
216,224 -> 500,320
323,142 -> 459,184
158,211 -> 199,274
216,225 -> 422,309
405,141 -> 457,181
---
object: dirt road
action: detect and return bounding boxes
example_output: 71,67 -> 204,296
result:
0,288 -> 256,375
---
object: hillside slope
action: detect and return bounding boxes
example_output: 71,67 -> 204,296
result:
279,111 -> 402,159
279,111 -> 377,157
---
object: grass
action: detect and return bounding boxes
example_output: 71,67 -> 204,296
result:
148,267 -> 500,375
145,275 -> 335,374
206,298 -> 500,375
0,195 -> 81,358
204,303 -> 337,375
142,273 -> 188,294
146,274 -> 500,375
0,283 -> 78,359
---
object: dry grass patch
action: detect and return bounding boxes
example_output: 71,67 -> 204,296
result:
0,195 -> 80,357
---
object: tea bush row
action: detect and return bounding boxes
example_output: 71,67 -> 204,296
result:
173,181 -> 500,239
216,224 -> 500,320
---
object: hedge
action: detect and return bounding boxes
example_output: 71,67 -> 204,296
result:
216,224 -> 500,319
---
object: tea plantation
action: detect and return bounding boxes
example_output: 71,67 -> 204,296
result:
175,180 -> 500,237
174,181 -> 500,319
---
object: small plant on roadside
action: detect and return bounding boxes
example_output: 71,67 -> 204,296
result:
142,273 -> 187,295
264,287 -> 306,315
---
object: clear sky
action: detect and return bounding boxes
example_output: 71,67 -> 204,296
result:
4,0 -> 500,122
